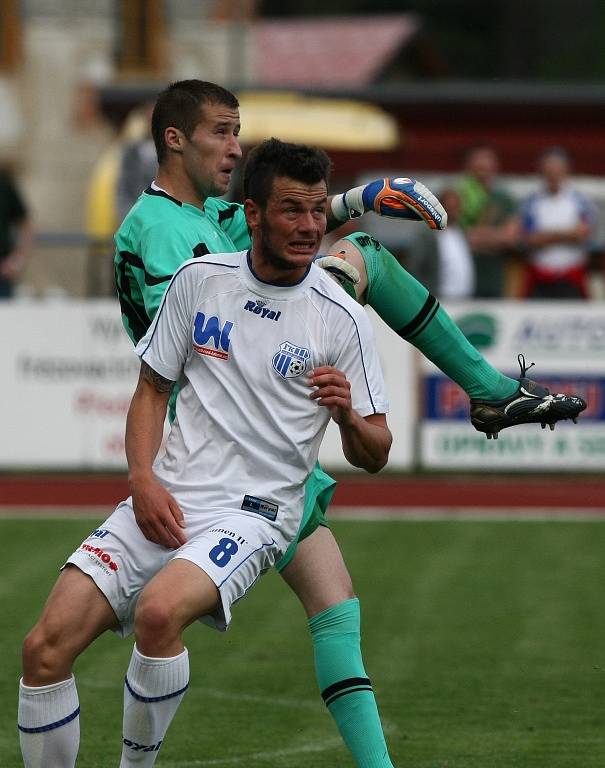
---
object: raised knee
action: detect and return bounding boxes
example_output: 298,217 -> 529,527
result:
22,623 -> 73,684
134,596 -> 180,650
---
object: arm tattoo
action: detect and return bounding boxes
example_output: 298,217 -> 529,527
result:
140,361 -> 174,393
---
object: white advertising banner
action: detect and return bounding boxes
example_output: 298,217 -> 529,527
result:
0,301 -> 139,468
420,300 -> 605,471
0,301 -> 416,471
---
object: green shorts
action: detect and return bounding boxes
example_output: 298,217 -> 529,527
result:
275,462 -> 336,572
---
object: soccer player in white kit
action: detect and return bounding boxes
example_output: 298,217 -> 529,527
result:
18,138 -> 391,767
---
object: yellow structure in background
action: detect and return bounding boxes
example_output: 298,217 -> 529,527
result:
237,91 -> 400,151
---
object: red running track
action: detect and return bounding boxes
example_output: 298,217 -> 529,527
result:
0,474 -> 603,508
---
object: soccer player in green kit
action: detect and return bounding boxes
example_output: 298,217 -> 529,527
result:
114,80 -> 585,767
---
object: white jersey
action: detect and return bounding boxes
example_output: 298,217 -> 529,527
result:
521,184 -> 597,271
136,250 -> 388,544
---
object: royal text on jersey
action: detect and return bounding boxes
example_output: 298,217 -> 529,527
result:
193,312 -> 233,360
244,299 -> 281,321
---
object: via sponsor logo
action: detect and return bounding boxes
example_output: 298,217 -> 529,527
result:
244,298 -> 281,322
193,312 -> 233,360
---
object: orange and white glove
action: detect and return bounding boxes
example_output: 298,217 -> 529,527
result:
331,177 -> 447,230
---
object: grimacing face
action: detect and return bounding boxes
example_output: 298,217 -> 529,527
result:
247,175 -> 328,284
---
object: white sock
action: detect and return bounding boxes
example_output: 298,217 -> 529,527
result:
121,645 -> 189,766
18,676 -> 80,768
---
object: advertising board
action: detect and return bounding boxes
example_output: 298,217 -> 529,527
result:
419,301 -> 605,470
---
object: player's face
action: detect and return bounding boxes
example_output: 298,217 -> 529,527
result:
182,102 -> 242,199
249,175 -> 328,285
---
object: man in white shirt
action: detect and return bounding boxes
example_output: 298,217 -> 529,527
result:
406,188 -> 476,299
18,138 -> 391,767
521,147 -> 598,298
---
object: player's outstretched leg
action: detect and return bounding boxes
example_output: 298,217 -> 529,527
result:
470,354 -> 587,439
335,231 -> 518,400
328,234 -> 587,436
310,599 -> 395,768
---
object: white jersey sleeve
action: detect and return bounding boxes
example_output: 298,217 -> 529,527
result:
334,307 -> 388,417
312,279 -> 388,418
135,260 -> 197,380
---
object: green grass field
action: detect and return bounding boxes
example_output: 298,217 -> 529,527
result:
2,516 -> 605,767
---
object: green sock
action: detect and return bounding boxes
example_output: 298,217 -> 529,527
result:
345,232 -> 518,401
309,598 -> 394,768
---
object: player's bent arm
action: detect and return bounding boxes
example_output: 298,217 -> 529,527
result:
309,365 -> 391,473
125,362 -> 187,548
126,362 -> 172,478
337,412 -> 391,474
468,215 -> 521,251
524,223 -> 591,249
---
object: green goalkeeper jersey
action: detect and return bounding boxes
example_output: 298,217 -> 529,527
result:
115,186 -> 250,344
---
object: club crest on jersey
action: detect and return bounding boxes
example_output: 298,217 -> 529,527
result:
244,298 -> 281,322
272,341 -> 310,379
193,312 -> 233,361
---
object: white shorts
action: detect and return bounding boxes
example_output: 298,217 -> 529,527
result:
65,498 -> 286,636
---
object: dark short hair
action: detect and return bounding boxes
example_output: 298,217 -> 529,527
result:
151,80 -> 239,163
243,138 -> 331,208
539,146 -> 571,165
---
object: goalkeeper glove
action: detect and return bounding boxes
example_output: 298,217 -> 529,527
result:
331,177 -> 447,230
314,254 -> 360,289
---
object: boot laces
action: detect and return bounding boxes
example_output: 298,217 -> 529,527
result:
518,353 -> 535,379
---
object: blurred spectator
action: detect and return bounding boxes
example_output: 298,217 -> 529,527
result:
405,188 -> 475,299
0,168 -> 33,299
457,145 -> 519,298
115,102 -> 157,223
519,147 -> 598,299
85,104 -> 156,296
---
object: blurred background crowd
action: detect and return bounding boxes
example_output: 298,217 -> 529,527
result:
1,0 -> 605,302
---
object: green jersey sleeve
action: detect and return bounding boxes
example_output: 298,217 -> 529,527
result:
206,198 -> 251,251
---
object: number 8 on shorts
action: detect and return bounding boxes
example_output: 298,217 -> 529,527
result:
209,537 -> 240,567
